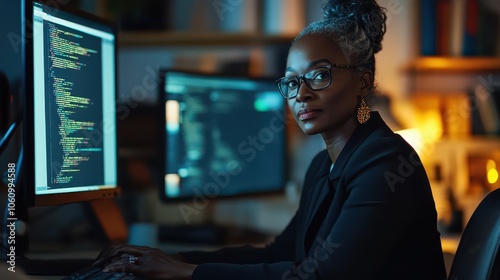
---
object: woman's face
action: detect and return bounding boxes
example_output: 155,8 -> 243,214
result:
285,34 -> 363,138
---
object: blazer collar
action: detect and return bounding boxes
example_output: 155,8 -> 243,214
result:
328,111 -> 387,182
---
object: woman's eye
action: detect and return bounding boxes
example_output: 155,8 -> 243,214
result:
312,71 -> 329,80
286,79 -> 298,88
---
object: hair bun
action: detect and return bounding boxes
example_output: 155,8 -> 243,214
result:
322,0 -> 387,53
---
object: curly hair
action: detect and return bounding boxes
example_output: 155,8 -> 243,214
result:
293,0 -> 387,76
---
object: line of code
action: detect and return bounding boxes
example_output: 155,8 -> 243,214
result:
45,22 -> 104,189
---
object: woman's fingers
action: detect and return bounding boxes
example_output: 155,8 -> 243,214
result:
114,246 -> 152,257
93,245 -> 122,266
102,261 -> 134,274
101,250 -> 197,280
94,245 -> 149,266
102,253 -> 145,275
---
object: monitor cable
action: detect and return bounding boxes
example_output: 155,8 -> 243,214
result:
0,112 -> 22,157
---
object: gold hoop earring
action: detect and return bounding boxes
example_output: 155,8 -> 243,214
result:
357,96 -> 371,124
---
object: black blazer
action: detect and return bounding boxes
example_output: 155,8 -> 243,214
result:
181,112 -> 447,280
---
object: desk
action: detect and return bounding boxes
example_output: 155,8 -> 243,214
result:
17,235 -> 453,279
30,276 -> 60,280
15,248 -> 100,279
14,242 -> 223,279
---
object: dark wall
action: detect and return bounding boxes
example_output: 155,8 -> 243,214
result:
0,0 -> 23,132
0,0 -> 22,83
0,0 -> 22,145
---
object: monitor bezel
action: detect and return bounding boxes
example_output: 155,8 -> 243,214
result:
158,69 -> 288,203
22,0 -> 120,207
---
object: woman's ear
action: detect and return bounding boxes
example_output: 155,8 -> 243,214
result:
360,71 -> 374,95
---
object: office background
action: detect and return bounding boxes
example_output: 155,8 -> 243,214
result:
1,0 -> 500,274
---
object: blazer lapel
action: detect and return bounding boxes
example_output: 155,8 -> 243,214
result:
329,112 -> 386,182
303,177 -> 333,253
302,112 -> 387,254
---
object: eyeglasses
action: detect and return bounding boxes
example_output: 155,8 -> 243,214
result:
275,63 -> 357,99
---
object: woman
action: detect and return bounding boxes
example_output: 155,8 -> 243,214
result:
99,0 -> 447,279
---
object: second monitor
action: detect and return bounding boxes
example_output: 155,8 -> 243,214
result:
160,70 -> 287,201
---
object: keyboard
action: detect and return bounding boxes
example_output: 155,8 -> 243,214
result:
17,257 -> 95,276
61,264 -> 142,280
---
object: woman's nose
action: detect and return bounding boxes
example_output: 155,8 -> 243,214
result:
295,80 -> 314,102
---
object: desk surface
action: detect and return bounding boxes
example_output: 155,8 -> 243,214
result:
14,235 -> 460,279
16,242 -> 221,279
30,276 -> 60,280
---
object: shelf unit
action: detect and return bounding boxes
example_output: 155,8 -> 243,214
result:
403,56 -> 500,233
118,31 -> 296,47
403,56 -> 500,137
403,57 -> 500,73
403,56 -> 500,94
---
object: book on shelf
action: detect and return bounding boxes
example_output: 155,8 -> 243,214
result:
477,5 -> 499,56
469,77 -> 500,135
462,0 -> 479,56
436,0 -> 451,56
420,0 -> 499,56
449,0 -> 466,56
420,0 -> 437,56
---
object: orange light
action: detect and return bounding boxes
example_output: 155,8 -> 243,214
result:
487,160 -> 498,185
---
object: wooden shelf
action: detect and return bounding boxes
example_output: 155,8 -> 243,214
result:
410,91 -> 468,97
438,135 -> 500,143
118,31 -> 296,47
402,57 -> 500,73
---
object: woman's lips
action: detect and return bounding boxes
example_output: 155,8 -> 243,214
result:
297,108 -> 321,121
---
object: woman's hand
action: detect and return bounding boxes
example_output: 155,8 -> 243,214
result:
95,245 -> 196,280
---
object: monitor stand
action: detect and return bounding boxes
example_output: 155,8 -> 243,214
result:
14,199 -> 128,275
90,199 -> 128,243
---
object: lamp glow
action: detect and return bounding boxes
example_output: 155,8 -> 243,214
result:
487,159 -> 498,184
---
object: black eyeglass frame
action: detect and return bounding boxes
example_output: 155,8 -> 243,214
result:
275,63 -> 357,99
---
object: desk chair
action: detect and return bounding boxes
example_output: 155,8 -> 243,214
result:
448,188 -> 500,280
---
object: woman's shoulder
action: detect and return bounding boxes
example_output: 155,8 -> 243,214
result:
362,124 -> 416,156
345,125 -> 430,196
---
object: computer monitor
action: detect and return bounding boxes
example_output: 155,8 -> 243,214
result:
22,0 -> 119,207
159,70 -> 287,201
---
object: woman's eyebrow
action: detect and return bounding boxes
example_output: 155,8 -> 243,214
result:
285,59 -> 332,74
285,66 -> 295,73
308,59 -> 331,68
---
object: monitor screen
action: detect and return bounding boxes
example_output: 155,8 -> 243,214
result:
23,0 -> 118,206
160,70 -> 287,201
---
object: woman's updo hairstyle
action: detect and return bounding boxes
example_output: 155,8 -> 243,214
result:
294,0 -> 387,76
